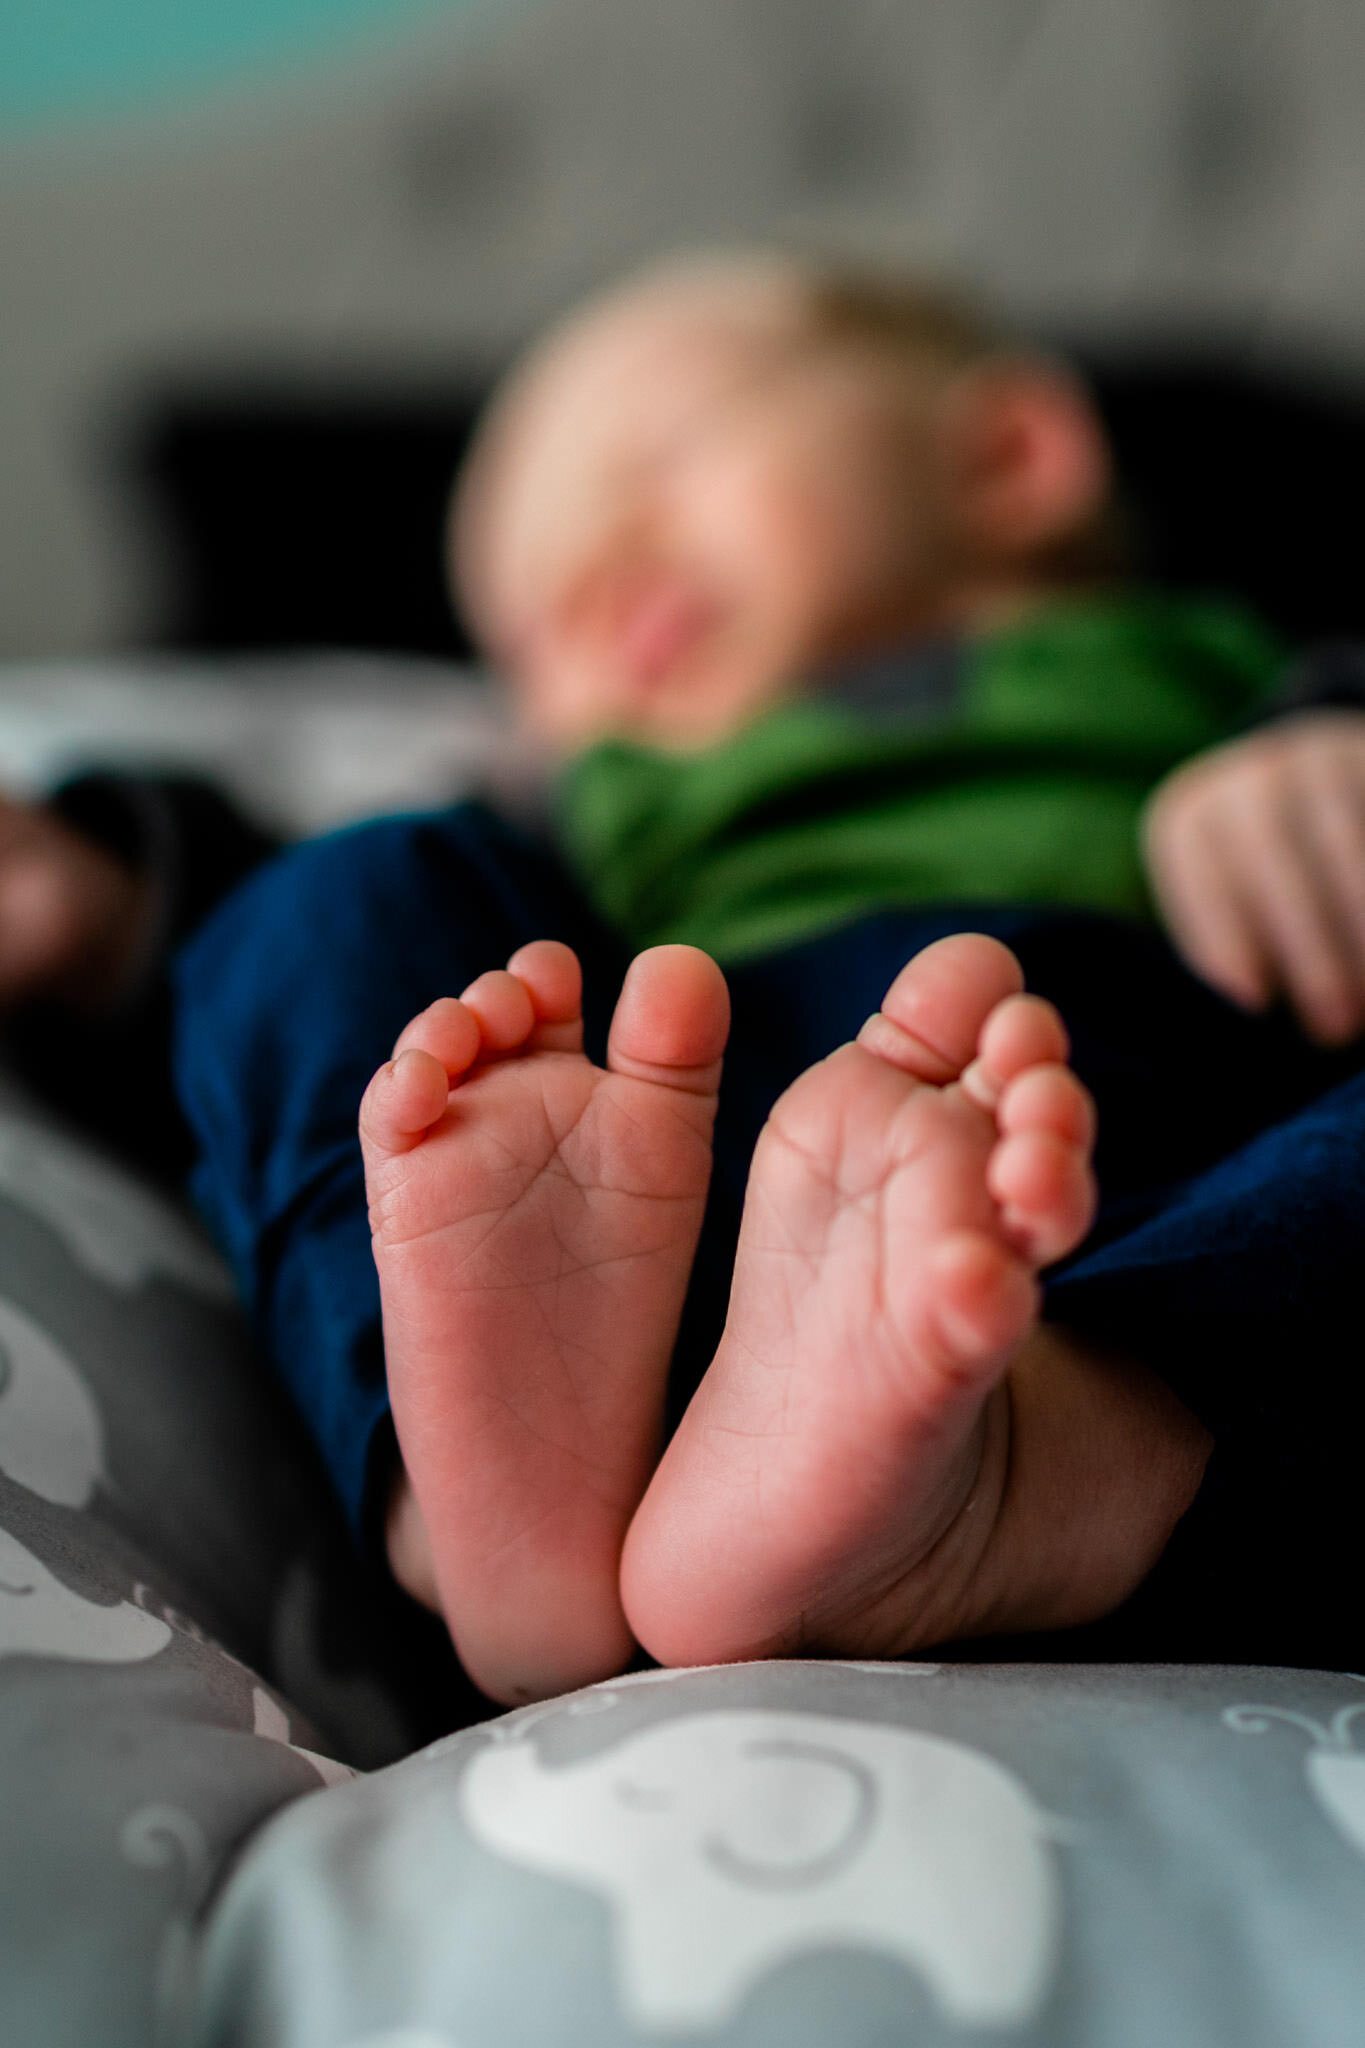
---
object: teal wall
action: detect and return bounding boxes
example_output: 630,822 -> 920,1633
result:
1,0 -> 483,133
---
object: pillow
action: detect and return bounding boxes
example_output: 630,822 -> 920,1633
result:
0,1075 -> 428,2048
0,655 -> 529,838
4,1070 -> 1364,2048
194,1655 -> 1365,2047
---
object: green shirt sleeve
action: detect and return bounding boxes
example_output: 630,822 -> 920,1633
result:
557,592 -> 1283,961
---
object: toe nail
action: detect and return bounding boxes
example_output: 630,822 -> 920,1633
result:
959,1058 -> 999,1111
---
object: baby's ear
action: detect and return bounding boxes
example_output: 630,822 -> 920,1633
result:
942,358 -> 1112,566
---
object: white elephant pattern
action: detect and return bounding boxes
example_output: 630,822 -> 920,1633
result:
0,1523 -> 170,1663
0,1116 -> 232,1297
461,1707 -> 1061,2034
0,1294 -> 105,1507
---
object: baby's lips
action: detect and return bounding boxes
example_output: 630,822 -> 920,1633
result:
612,576 -> 719,692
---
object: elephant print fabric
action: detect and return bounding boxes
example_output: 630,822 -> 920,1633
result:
0,1114 -> 233,1298
189,1661 -> 1365,2048
0,1098 -> 377,2048
0,1292 -> 106,1508
1225,1691 -> 1365,1862
0,1522 -> 172,1662
462,1704 -> 1062,2034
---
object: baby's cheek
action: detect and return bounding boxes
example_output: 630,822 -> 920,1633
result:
662,453 -> 857,689
504,651 -> 614,749
705,462 -> 839,620
752,490 -> 884,649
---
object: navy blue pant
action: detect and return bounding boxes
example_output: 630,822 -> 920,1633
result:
174,803 -> 1365,1670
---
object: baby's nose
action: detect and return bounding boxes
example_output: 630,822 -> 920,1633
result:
554,544 -> 651,636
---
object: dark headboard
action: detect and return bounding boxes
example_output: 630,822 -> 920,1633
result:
126,355 -> 1365,660
134,386 -> 486,660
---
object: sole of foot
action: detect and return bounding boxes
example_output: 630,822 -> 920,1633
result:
361,938 -> 728,1703
620,932 -> 1098,1668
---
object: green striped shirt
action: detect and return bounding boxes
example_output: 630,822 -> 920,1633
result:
557,593 -> 1282,963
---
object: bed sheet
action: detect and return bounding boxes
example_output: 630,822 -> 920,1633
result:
0,655 -> 545,837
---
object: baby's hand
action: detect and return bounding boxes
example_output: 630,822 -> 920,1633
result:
1142,712 -> 1365,1043
0,793 -> 151,1011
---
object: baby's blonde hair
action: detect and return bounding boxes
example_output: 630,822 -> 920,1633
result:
801,262 -> 1003,371
454,250 -> 1125,632
791,258 -> 1126,580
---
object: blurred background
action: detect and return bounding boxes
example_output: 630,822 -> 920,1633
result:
5,0 -> 1365,669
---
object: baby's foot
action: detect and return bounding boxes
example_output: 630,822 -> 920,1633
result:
621,933 -> 1097,1667
360,940 -> 728,1703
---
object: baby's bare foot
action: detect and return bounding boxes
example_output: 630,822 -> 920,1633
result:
621,933 -> 1100,1667
360,939 -> 728,1703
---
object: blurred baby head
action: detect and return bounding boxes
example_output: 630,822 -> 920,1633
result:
452,251 -> 1117,750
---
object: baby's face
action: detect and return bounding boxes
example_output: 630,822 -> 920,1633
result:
455,267 -> 962,750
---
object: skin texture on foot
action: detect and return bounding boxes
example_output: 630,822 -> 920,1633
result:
360,939 -> 728,1704
620,932 -> 1115,1668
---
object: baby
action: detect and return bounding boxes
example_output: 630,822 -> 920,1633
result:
5,252 -> 1365,1706
358,254 -> 1365,1700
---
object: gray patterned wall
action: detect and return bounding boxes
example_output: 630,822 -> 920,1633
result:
3,0 -> 1364,660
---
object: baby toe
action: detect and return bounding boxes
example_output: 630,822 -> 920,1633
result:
987,1129 -> 1096,1266
871,934 -> 1025,1083
962,994 -> 1070,1108
997,1063 -> 1096,1153
607,945 -> 730,1090
360,1047 -> 452,1156
393,995 -> 482,1074
458,968 -> 539,1053
506,940 -> 584,1025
